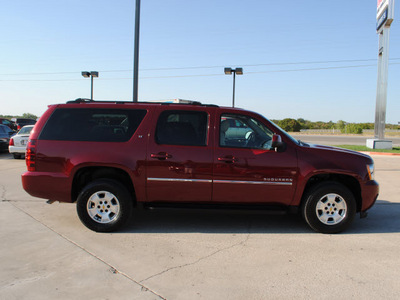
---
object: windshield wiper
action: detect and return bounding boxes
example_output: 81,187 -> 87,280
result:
298,140 -> 310,147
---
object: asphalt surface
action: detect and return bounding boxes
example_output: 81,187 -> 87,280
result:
1,138 -> 400,299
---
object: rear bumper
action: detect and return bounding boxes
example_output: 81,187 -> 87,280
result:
22,171 -> 72,203
9,145 -> 26,154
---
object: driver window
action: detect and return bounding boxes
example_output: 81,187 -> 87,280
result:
219,114 -> 273,149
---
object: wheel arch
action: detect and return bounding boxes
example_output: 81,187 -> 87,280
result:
72,166 -> 136,205
301,173 -> 362,212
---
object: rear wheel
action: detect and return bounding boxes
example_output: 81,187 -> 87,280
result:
13,153 -> 21,159
76,179 -> 133,232
302,182 -> 356,234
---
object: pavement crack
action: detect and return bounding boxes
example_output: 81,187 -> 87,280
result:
8,201 -> 167,300
0,184 -> 6,201
140,222 -> 252,284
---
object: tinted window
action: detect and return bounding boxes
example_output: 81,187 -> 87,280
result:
0,125 -> 13,135
39,108 -> 147,142
156,111 -> 208,146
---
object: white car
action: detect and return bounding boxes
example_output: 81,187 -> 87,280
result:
9,125 -> 34,159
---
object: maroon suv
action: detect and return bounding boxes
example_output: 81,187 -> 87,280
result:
22,99 -> 379,233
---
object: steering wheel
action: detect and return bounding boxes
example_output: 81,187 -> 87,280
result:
245,132 -> 256,147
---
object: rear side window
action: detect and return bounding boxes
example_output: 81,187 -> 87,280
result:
155,110 -> 208,146
39,108 -> 147,142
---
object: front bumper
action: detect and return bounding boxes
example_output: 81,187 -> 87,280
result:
361,180 -> 379,212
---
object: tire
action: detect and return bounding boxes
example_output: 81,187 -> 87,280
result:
13,153 -> 21,159
302,181 -> 356,234
76,179 -> 133,232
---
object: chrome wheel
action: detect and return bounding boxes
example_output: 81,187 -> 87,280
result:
87,191 -> 120,224
316,193 -> 347,225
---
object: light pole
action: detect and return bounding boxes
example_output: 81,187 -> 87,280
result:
81,71 -> 99,100
224,67 -> 243,107
133,0 -> 141,102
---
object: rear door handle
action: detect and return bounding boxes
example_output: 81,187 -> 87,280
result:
218,156 -> 238,163
151,152 -> 172,160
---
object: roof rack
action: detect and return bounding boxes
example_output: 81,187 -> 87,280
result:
66,98 -> 94,103
66,98 -> 219,107
145,99 -> 201,105
66,98 -> 128,104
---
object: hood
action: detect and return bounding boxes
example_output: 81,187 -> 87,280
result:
307,143 -> 372,159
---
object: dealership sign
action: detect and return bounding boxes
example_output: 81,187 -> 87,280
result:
377,0 -> 388,17
371,0 -> 395,144
376,0 -> 394,32
377,7 -> 389,30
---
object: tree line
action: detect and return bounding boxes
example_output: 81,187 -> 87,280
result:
271,118 -> 399,134
0,113 -> 38,120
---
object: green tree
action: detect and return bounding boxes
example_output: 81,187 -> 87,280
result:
22,113 -> 38,120
336,120 -> 346,131
278,118 -> 301,132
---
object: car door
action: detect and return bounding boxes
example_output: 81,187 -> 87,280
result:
146,107 -> 214,203
213,112 -> 298,206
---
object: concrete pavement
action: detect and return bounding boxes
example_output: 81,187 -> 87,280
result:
1,152 -> 400,299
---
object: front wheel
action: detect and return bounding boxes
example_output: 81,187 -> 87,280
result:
302,182 -> 356,234
76,179 -> 133,232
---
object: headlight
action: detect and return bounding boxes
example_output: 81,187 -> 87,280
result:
367,164 -> 375,180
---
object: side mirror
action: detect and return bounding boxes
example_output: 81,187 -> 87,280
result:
271,134 -> 286,152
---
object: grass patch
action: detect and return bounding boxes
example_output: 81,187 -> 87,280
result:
334,145 -> 400,154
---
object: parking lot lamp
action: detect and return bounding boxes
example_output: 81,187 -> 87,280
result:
224,67 -> 243,108
81,71 -> 99,100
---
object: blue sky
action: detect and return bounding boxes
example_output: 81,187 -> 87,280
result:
1,0 -> 399,123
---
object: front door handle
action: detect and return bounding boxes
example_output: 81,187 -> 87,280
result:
218,156 -> 238,163
151,152 -> 172,160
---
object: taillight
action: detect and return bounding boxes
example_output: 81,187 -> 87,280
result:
26,139 -> 37,171
17,125 -> 21,130
9,138 -> 14,146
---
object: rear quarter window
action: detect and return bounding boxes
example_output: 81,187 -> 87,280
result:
39,108 -> 147,142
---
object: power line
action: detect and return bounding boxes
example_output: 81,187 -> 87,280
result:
1,58 -> 400,76
0,62 -> 399,82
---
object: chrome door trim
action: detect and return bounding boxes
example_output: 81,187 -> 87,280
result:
147,177 -> 292,186
147,178 -> 212,183
214,180 -> 292,186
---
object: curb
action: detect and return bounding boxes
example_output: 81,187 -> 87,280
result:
360,151 -> 400,156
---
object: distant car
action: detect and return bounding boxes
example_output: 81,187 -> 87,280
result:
9,125 -> 34,159
13,118 -> 37,130
0,124 -> 15,152
0,118 -> 17,131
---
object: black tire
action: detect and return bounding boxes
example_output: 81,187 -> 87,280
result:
13,153 -> 21,159
76,179 -> 133,232
302,181 -> 356,234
